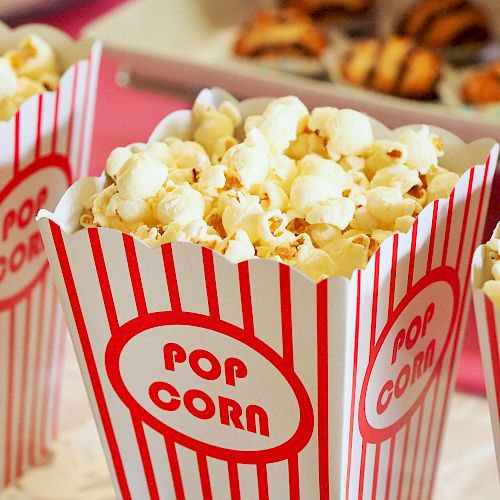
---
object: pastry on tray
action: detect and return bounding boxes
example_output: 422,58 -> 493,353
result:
282,0 -> 374,17
398,0 -> 490,63
234,8 -> 328,77
340,36 -> 442,100
461,61 -> 500,107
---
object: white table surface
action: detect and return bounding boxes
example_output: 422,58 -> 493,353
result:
1,340 -> 499,500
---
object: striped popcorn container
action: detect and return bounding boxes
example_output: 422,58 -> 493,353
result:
0,23 -> 101,490
37,89 -> 497,499
472,223 -> 500,478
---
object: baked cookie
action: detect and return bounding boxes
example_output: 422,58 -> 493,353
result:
234,8 -> 328,60
462,62 -> 500,106
341,36 -> 442,100
398,0 -> 490,51
283,0 -> 374,17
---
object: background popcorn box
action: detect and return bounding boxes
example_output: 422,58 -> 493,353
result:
472,223 -> 500,478
37,89 -> 497,499
0,23 -> 101,490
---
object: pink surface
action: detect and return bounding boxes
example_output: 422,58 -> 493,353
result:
9,0 -> 498,396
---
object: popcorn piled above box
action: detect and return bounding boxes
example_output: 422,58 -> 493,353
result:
0,34 -> 60,121
81,96 -> 459,282
483,233 -> 500,309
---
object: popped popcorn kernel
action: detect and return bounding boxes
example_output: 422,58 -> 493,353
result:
483,232 -> 500,310
82,95 -> 459,282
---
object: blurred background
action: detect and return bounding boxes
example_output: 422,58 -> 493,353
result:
1,1 -> 499,497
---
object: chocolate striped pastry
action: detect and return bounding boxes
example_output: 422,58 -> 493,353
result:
234,8 -> 328,60
283,0 -> 374,17
462,62 -> 500,106
341,36 -> 442,100
398,0 -> 490,50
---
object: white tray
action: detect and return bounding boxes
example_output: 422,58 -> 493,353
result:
83,0 -> 500,143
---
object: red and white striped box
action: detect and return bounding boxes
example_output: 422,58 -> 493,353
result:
0,23 -> 101,490
472,223 -> 500,479
38,89 -> 497,499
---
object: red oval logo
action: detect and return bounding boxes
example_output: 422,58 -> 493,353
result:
105,311 -> 314,463
359,266 -> 460,443
0,154 -> 71,309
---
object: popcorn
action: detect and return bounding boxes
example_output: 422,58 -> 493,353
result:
245,96 -> 308,154
82,96 -> 460,282
483,235 -> 500,310
427,171 -> 460,203
398,126 -> 444,174
309,108 -> 373,158
0,34 -> 60,121
116,154 -> 168,200
366,187 -> 417,229
305,197 -> 356,230
193,100 -> 241,158
156,183 -> 205,226
217,229 -> 255,263
290,174 -> 341,215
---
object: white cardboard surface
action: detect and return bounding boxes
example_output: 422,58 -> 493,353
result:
472,222 -> 500,480
38,88 -> 498,499
0,22 -> 101,491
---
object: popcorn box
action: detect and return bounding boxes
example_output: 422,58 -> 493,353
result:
472,223 -> 500,478
38,89 -> 497,499
0,24 -> 101,490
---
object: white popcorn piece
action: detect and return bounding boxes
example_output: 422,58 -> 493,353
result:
0,58 -> 17,100
105,147 -> 134,178
307,223 -> 341,248
351,206 -> 379,232
165,138 -> 211,171
323,236 -> 369,278
483,280 -> 500,310
184,219 -> 208,241
290,174 -> 341,215
394,215 -> 416,233
218,229 -> 256,263
257,210 -> 289,246
259,180 -> 289,212
398,126 -> 444,174
427,171 -> 460,203
211,136 -> 238,164
193,101 -> 240,157
6,34 -> 58,80
364,140 -> 407,178
298,154 -> 347,190
0,97 -> 17,121
108,194 -> 153,225
156,183 -> 205,226
245,96 -> 309,154
305,197 -> 355,230
286,130 -> 327,160
310,108 -> 373,158
293,245 -> 336,282
144,141 -> 173,165
116,154 -> 168,200
339,155 -> 365,172
221,191 -> 263,242
267,154 -> 298,191
223,129 -> 269,193
366,186 -> 417,228
371,165 -> 421,194
198,164 -> 227,190
492,260 -> 500,282
12,77 -> 45,103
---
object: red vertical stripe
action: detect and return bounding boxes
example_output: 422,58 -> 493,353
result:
197,453 -> 213,500
426,201 -> 439,273
238,261 -> 255,336
35,94 -> 43,159
51,311 -> 66,441
407,406 -> 424,497
202,248 -> 220,319
371,445 -> 381,500
16,294 -> 32,475
257,463 -> 270,500
384,437 -> 396,500
77,53 -> 93,178
165,440 -> 185,500
51,88 -> 60,153
485,298 -> 500,420
123,235 -> 148,316
388,235 -> 399,315
66,64 -> 79,159
162,245 -> 181,312
4,309 -> 15,485
228,461 -> 241,500
440,191 -> 454,266
396,427 -> 410,500
13,113 -> 20,174
317,279 -> 330,500
280,265 -> 300,499
407,218 -> 419,289
346,271 -> 362,500
49,221 -> 132,500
